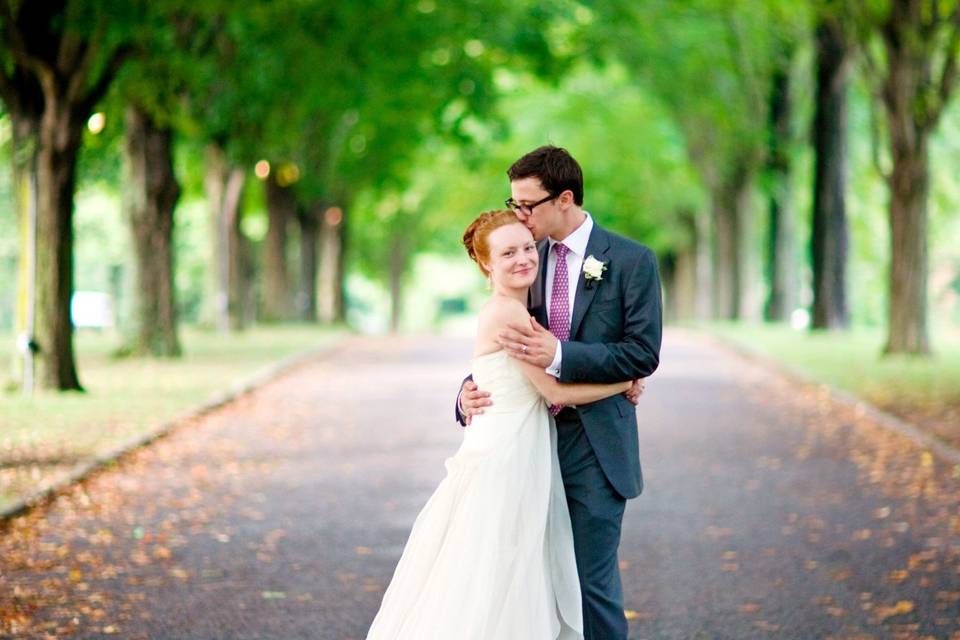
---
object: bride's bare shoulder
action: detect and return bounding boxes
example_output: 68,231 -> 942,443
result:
476,297 -> 530,345
479,296 -> 529,325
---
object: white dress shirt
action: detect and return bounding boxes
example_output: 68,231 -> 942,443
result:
545,212 -> 594,378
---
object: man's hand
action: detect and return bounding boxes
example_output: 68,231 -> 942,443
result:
459,379 -> 492,426
498,317 -> 558,368
624,378 -> 647,405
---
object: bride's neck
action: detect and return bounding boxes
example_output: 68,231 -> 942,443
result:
491,285 -> 527,305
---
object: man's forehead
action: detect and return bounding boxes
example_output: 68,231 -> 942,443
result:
510,177 -> 547,198
510,177 -> 546,196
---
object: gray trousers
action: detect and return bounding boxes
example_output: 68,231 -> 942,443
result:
555,408 -> 628,640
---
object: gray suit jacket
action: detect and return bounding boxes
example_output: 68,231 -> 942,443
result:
529,222 -> 662,499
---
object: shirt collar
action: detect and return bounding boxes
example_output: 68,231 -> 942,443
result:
548,211 -> 593,258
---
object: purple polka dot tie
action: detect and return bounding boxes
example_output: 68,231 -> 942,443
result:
548,243 -> 571,416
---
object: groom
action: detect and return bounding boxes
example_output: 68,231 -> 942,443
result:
457,145 -> 662,639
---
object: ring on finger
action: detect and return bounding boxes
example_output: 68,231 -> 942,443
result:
521,344 -> 528,354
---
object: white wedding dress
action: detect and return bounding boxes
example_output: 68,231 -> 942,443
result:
366,350 -> 583,640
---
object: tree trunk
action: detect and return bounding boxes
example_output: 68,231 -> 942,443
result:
882,48 -> 931,355
388,236 -> 408,332
204,144 -> 247,332
263,174 -> 295,322
811,17 -> 851,331
296,204 -> 320,322
123,104 -> 182,357
34,96 -> 84,390
224,169 -> 247,331
202,146 -> 224,330
710,188 -> 735,320
11,111 -> 39,387
659,250 -> 679,324
318,206 -> 346,324
671,211 -> 707,323
764,62 -> 798,322
710,164 -> 751,320
693,210 -> 712,320
0,3 -> 131,390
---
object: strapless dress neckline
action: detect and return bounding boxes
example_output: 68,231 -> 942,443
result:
472,349 -> 508,363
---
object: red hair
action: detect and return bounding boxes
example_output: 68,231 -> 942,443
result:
462,209 -> 523,275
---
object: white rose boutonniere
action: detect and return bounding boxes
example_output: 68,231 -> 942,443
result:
582,255 -> 607,289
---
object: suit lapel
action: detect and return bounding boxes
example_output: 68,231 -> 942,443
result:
569,224 -> 611,339
527,240 -> 549,326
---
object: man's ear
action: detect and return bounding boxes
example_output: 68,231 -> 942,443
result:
558,189 -> 574,208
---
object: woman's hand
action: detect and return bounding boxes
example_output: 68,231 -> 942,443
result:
624,378 -> 647,405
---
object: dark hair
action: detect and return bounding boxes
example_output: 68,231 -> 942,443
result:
462,209 -> 524,275
507,145 -> 583,206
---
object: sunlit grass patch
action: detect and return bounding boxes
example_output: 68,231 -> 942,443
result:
705,322 -> 960,448
0,325 -> 345,512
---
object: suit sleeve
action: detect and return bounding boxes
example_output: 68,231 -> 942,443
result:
454,373 -> 473,426
558,247 -> 662,384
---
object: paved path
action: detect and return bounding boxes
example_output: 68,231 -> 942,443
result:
1,333 -> 959,639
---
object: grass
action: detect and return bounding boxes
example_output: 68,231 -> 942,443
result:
704,322 -> 960,448
0,325 -> 346,511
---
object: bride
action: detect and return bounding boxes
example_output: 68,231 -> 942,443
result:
366,210 -> 632,640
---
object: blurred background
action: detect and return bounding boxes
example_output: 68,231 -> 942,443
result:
4,6 -> 960,637
1,0 -> 959,508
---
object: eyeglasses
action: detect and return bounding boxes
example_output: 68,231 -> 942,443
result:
505,192 -> 557,215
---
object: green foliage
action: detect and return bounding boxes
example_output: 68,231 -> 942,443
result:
348,62 -> 705,295
588,0 -> 811,180
0,0 -> 957,336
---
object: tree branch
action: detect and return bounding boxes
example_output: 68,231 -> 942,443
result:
926,7 -> 960,131
721,7 -> 765,126
0,0 -> 55,86
0,65 -> 16,107
79,44 -> 132,114
868,87 -> 892,185
64,14 -> 106,105
859,30 -> 890,109
919,0 -> 939,41
0,0 -> 54,81
57,32 -> 86,77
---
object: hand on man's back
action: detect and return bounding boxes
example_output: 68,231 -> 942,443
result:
624,378 -> 647,405
459,379 -> 492,426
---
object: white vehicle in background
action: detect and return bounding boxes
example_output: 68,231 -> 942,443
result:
71,291 -> 115,330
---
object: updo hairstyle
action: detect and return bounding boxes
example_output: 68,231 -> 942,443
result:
462,209 -> 524,276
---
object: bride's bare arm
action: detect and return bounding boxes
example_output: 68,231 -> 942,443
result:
479,299 -> 630,406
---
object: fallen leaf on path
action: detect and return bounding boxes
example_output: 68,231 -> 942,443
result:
753,620 -> 780,631
888,570 -> 909,583
876,600 -> 915,621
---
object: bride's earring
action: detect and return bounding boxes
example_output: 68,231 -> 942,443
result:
486,274 -> 493,290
